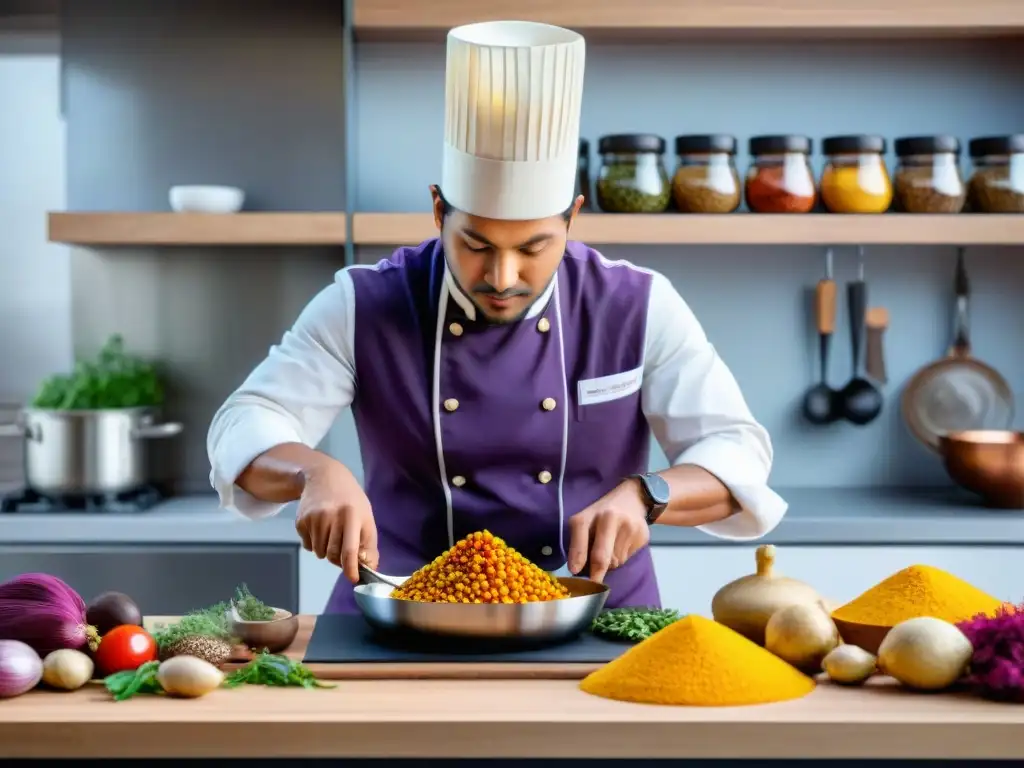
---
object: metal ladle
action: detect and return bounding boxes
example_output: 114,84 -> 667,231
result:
838,246 -> 884,425
802,247 -> 840,424
357,561 -> 404,589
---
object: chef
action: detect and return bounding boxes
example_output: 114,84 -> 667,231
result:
207,20 -> 787,614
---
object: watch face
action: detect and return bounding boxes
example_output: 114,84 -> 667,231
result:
645,473 -> 671,505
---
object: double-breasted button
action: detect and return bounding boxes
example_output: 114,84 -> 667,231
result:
444,398 -> 459,412
449,322 -> 464,337
451,475 -> 466,488
541,546 -> 553,556
537,470 -> 552,484
541,397 -> 557,411
537,317 -> 551,333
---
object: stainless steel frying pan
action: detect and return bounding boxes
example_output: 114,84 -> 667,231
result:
354,563 -> 610,643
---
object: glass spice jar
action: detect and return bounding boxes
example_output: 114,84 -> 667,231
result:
595,134 -> 672,214
576,138 -> 593,211
671,134 -> 741,214
967,134 -> 1024,213
893,136 -> 966,214
819,135 -> 893,214
744,135 -> 817,214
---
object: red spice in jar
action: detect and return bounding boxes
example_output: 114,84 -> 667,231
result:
745,166 -> 816,213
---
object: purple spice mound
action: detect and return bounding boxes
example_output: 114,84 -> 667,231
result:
958,602 -> 1024,702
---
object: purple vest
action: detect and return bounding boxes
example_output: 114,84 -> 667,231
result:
325,239 -> 661,613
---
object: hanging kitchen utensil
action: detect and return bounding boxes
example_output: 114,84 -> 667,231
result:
901,247 -> 1014,452
865,306 -> 890,385
802,248 -> 840,425
838,246 -> 884,425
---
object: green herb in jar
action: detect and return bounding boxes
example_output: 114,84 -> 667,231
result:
595,134 -> 672,214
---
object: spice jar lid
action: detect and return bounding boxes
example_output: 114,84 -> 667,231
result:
674,134 -> 737,155
894,135 -> 961,157
598,134 -> 666,155
968,134 -> 1024,157
748,135 -> 812,156
579,138 -> 590,154
822,135 -> 886,156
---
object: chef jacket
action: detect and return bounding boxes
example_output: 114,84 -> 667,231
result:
207,239 -> 787,613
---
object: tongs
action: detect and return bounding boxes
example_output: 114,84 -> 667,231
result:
357,561 -> 404,589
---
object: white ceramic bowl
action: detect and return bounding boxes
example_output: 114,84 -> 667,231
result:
169,185 -> 245,213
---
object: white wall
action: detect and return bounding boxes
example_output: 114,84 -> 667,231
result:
0,29 -> 70,482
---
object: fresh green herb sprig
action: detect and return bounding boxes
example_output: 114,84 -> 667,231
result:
105,661 -> 163,701
152,602 -> 233,652
224,651 -> 333,690
591,607 -> 681,642
31,333 -> 164,411
152,583 -> 276,652
232,583 -> 276,621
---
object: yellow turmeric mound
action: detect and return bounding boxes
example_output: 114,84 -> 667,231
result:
390,530 -> 570,604
832,564 -> 1005,626
579,614 -> 816,706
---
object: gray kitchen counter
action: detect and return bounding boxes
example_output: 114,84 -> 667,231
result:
1,486 -> 1022,546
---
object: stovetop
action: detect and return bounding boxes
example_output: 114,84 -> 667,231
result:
0,485 -> 164,514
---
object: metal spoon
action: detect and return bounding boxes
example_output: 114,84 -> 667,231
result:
802,247 -> 840,424
838,246 -> 884,426
357,561 -> 404,589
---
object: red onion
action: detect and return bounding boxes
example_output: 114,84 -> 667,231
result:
0,573 -> 99,656
0,639 -> 43,698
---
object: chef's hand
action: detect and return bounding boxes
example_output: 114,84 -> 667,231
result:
294,459 -> 379,584
567,479 -> 650,584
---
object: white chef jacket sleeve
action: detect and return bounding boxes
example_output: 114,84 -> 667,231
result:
641,270 -> 788,539
206,269 -> 357,520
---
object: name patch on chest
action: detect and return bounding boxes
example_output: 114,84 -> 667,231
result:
577,366 -> 644,406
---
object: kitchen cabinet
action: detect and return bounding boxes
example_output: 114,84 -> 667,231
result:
651,545 -> 1023,615
0,544 -> 299,615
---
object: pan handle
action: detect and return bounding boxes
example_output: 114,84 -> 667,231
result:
950,247 -> 971,357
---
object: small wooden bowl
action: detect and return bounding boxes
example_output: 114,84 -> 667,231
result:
227,607 -> 300,653
832,616 -> 891,655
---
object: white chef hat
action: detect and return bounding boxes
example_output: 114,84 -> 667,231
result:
442,20 -> 586,221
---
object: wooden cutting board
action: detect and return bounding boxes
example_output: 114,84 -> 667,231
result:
148,615 -> 615,680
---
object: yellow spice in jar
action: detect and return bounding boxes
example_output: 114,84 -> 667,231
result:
579,614 -> 815,706
821,164 -> 893,214
832,564 -> 1005,626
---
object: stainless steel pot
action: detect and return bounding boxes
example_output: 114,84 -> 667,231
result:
0,407 -> 182,496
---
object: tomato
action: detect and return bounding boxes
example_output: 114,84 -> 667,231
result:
94,624 -> 158,676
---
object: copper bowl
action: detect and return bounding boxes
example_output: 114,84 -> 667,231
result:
226,607 -> 300,653
939,430 -> 1024,509
832,617 -> 891,655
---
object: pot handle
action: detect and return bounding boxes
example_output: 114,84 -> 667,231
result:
0,422 -> 31,439
133,422 -> 183,439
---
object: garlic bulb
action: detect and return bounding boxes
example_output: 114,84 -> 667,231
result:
765,601 -> 840,671
822,644 -> 877,685
877,616 -> 973,691
41,648 -> 94,691
711,545 -> 823,644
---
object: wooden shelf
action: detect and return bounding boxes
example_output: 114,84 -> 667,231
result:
353,212 -> 1024,247
48,213 -> 347,246
352,0 -> 1024,41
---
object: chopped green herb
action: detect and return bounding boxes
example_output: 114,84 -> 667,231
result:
151,583 -> 276,652
224,651 -> 333,690
105,661 -> 163,701
152,602 -> 233,651
591,607 -> 681,642
232,583 -> 276,621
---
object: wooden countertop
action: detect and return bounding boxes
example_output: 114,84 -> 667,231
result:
2,615 -> 1023,759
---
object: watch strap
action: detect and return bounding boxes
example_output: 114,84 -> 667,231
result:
629,472 -> 668,525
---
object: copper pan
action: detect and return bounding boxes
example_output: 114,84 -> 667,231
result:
938,430 -> 1024,509
901,248 -> 1014,452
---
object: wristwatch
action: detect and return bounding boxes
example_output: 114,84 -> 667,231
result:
629,472 -> 670,525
